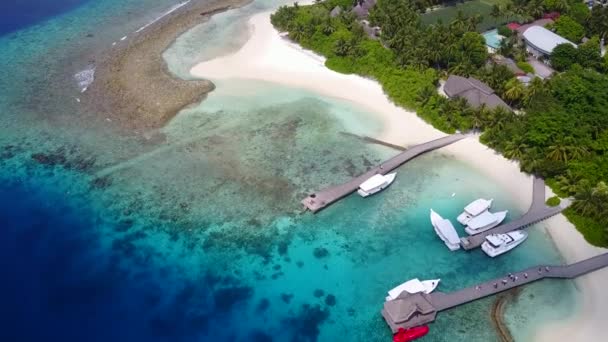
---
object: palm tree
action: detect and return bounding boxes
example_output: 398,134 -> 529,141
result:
567,145 -> 589,160
547,142 -> 569,162
523,77 -> 544,106
490,4 -> 502,25
417,86 -> 436,105
322,21 -> 336,35
504,140 -> 528,160
572,180 -> 598,216
557,170 -> 581,195
289,22 -> 306,41
450,10 -> 467,33
504,78 -> 525,104
526,0 -> 545,19
467,14 -> 483,31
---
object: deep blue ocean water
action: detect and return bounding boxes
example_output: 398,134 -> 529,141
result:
0,0 -> 579,341
0,0 -> 90,36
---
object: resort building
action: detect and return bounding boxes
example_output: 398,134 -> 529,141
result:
491,55 -> 526,76
522,26 -> 576,58
330,6 -> 342,18
444,75 -> 511,111
352,0 -> 376,18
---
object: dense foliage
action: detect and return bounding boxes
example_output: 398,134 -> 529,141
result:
553,15 -> 585,42
271,0 -> 608,245
550,38 -> 605,72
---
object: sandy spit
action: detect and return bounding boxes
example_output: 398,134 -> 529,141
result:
84,0 -> 252,132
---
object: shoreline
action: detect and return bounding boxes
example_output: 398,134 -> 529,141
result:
82,0 -> 252,132
190,10 -> 607,340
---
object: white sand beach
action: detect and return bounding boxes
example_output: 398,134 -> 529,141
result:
190,11 -> 608,340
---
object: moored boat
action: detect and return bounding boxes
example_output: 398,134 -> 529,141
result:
385,278 -> 440,301
430,209 -> 461,251
357,173 -> 396,197
393,326 -> 429,342
457,198 -> 493,225
464,210 -> 508,235
482,230 -> 528,257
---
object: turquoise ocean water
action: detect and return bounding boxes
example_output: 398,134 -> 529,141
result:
0,0 -> 577,341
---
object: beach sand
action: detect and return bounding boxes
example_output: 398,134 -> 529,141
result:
190,11 -> 607,340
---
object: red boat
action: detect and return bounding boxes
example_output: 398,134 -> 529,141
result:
393,326 -> 429,342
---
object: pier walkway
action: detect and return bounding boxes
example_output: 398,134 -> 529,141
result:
382,253 -> 608,332
460,177 -> 565,250
301,134 -> 466,213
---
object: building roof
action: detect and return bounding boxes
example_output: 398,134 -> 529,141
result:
444,75 -> 511,110
330,6 -> 342,18
506,22 -> 521,31
384,292 -> 435,323
522,26 -> 576,55
492,55 -> 526,76
351,0 -> 376,18
515,18 -> 553,35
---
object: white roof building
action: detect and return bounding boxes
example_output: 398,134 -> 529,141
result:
522,26 -> 576,57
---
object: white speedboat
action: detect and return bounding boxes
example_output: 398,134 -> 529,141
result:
457,198 -> 493,225
357,173 -> 396,197
430,209 -> 461,251
464,210 -> 508,235
385,278 -> 440,301
482,230 -> 528,257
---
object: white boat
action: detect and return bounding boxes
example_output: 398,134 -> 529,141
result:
457,198 -> 493,225
357,173 -> 396,197
430,209 -> 461,251
482,230 -> 528,257
464,210 -> 508,235
385,278 -> 440,301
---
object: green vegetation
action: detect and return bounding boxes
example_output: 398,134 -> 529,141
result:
271,0 -> 608,246
553,15 -> 585,42
516,61 -> 533,73
550,38 -> 605,72
564,208 -> 607,246
546,196 -> 560,207
497,24 -> 512,37
271,1 -> 438,111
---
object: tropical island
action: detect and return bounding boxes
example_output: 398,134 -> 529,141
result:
270,0 -> 608,246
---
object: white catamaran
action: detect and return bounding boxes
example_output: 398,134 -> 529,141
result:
385,278 -> 440,301
457,198 -> 493,225
482,231 -> 528,257
430,209 -> 461,251
464,210 -> 508,235
357,173 -> 396,197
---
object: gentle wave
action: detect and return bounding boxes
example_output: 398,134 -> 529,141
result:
134,0 -> 191,34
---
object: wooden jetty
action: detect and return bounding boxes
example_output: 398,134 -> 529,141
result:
382,252 -> 608,332
460,177 -> 566,250
301,134 -> 467,213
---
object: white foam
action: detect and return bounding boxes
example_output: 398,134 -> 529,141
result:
135,1 -> 191,34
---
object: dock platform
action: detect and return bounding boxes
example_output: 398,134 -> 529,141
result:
382,253 -> 608,332
460,177 -> 566,250
301,134 -> 466,213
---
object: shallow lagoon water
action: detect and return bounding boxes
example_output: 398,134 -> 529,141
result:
0,0 -> 577,341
